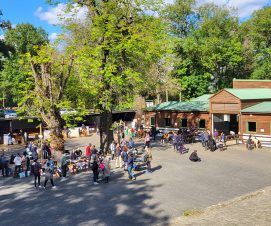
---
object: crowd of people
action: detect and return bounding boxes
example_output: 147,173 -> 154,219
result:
0,128 -> 155,189
2,124 -> 263,190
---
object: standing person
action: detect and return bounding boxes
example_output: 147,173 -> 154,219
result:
115,143 -> 122,168
1,153 -> 9,177
60,152 -> 68,181
145,147 -> 153,173
32,146 -> 38,161
86,143 -> 92,168
151,126 -> 156,141
14,153 -> 22,173
32,159 -> 41,188
131,127 -> 135,138
110,141 -> 116,160
213,129 -> 219,142
125,127 -> 129,138
117,130 -> 121,145
172,132 -> 178,151
43,162 -> 56,189
91,145 -> 98,162
127,153 -> 136,180
7,132 -> 13,145
103,155 -> 111,183
128,138 -> 135,150
46,156 -> 54,174
121,146 -> 129,169
144,132 -> 151,148
92,157 -> 99,185
23,152 -> 30,177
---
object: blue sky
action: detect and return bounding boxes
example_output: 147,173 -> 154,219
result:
1,0 -> 271,41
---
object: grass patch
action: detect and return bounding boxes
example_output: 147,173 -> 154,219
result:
182,208 -> 203,217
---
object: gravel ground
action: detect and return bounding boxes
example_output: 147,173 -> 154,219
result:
1,135 -> 271,226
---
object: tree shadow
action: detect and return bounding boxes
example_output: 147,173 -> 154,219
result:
0,169 -> 170,226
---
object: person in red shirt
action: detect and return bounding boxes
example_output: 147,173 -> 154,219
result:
86,143 -> 92,168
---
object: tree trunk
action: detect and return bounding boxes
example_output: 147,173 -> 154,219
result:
43,113 -> 64,161
99,109 -> 113,155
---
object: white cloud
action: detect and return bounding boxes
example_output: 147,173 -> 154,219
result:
35,3 -> 88,25
0,34 -> 4,40
164,0 -> 270,18
49,32 -> 59,42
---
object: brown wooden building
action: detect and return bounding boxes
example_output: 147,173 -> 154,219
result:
144,79 -> 271,146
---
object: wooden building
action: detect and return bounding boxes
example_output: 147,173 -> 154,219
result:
209,88 -> 271,135
144,79 -> 271,146
144,96 -> 211,131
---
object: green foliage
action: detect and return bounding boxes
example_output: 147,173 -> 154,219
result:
166,2 -> 248,99
0,55 -> 33,108
181,74 -> 210,100
4,23 -> 48,55
66,0 -> 167,111
244,6 -> 271,79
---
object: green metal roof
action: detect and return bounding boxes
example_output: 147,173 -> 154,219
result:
225,88 -> 271,100
241,102 -> 271,113
191,94 -> 212,102
146,101 -> 209,112
233,79 -> 271,82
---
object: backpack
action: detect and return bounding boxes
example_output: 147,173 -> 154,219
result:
31,162 -> 40,173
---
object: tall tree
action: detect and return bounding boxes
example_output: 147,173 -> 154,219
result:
166,3 -> 246,99
27,46 -> 74,156
63,0 -> 166,151
243,6 -> 271,79
0,23 -> 49,107
5,23 -> 48,55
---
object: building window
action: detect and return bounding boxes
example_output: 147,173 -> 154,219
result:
150,117 -> 155,126
165,118 -> 171,127
247,122 -> 256,132
199,119 -> 206,129
180,119 -> 187,128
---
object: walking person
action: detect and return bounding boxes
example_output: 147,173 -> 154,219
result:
144,132 -> 151,148
127,152 -> 136,180
145,147 -> 153,173
115,143 -> 122,168
1,153 -> 9,177
92,157 -> 99,185
32,159 -> 41,188
43,162 -> 56,189
110,141 -> 116,160
60,152 -> 68,181
86,143 -> 92,168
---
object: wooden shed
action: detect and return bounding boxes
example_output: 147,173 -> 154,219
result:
209,88 -> 271,135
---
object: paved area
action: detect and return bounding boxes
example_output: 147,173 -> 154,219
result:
1,135 -> 271,226
173,186 -> 271,226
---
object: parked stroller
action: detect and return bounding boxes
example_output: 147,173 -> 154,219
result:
176,141 -> 189,154
206,138 -> 216,152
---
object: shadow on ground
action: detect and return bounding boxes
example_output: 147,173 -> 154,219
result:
0,168 -> 169,226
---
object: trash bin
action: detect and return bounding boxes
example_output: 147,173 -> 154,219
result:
3,134 -> 9,145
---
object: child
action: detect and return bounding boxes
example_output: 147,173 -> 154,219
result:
92,157 -> 99,185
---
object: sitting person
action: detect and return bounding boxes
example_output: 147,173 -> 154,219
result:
189,150 -> 201,162
252,136 -> 261,149
247,135 -> 254,150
